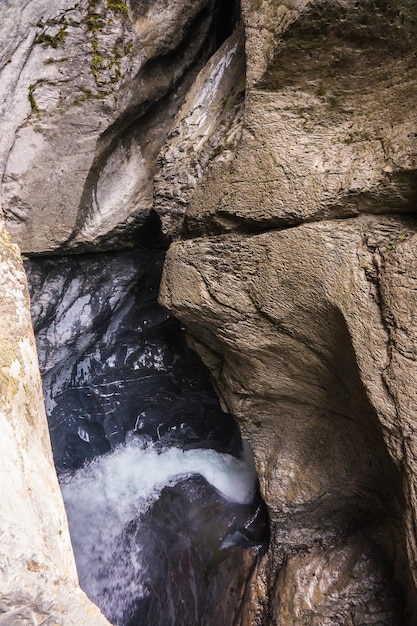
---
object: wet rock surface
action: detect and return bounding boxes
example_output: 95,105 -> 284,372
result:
132,478 -> 268,626
73,475 -> 268,626
26,244 -> 269,625
26,247 -> 240,471
0,232 -> 110,625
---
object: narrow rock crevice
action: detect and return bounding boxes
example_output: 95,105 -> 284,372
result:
25,233 -> 270,624
182,171 -> 417,239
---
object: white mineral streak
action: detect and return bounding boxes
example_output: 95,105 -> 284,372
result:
0,231 -> 110,624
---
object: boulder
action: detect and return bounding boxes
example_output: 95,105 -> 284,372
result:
181,0 -> 417,236
159,2 -> 417,620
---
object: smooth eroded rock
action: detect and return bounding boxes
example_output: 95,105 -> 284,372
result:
160,214 -> 417,623
0,228 -> 110,625
0,0 -> 224,252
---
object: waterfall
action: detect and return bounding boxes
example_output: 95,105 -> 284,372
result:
26,249 -> 269,626
60,439 -> 258,624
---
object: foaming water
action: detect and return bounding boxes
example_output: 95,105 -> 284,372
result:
60,438 -> 257,624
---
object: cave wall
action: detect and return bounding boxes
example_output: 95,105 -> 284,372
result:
0,0 -> 240,253
1,0 -> 417,624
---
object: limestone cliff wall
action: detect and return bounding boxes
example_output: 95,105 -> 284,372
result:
0,0 -> 234,253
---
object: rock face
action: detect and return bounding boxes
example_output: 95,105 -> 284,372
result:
153,25 -> 245,238
0,0 -> 235,253
157,0 -> 417,624
181,0 -> 417,237
160,215 -> 417,623
0,229 -> 110,624
2,0 -> 417,624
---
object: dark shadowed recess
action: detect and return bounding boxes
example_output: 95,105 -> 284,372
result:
26,212 -> 243,471
129,0 -> 240,47
214,0 -> 241,46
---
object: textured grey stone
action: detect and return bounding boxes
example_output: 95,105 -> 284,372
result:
0,0 -> 220,253
158,4 -> 417,618
153,26 -> 245,238
184,0 -> 417,236
160,214 -> 417,622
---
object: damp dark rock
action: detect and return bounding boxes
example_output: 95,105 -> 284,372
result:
27,249 -> 241,471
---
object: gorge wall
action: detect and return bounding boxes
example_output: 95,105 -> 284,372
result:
0,233 -> 111,623
1,0 -> 417,624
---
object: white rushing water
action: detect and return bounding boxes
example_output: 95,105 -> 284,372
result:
60,438 -> 257,624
